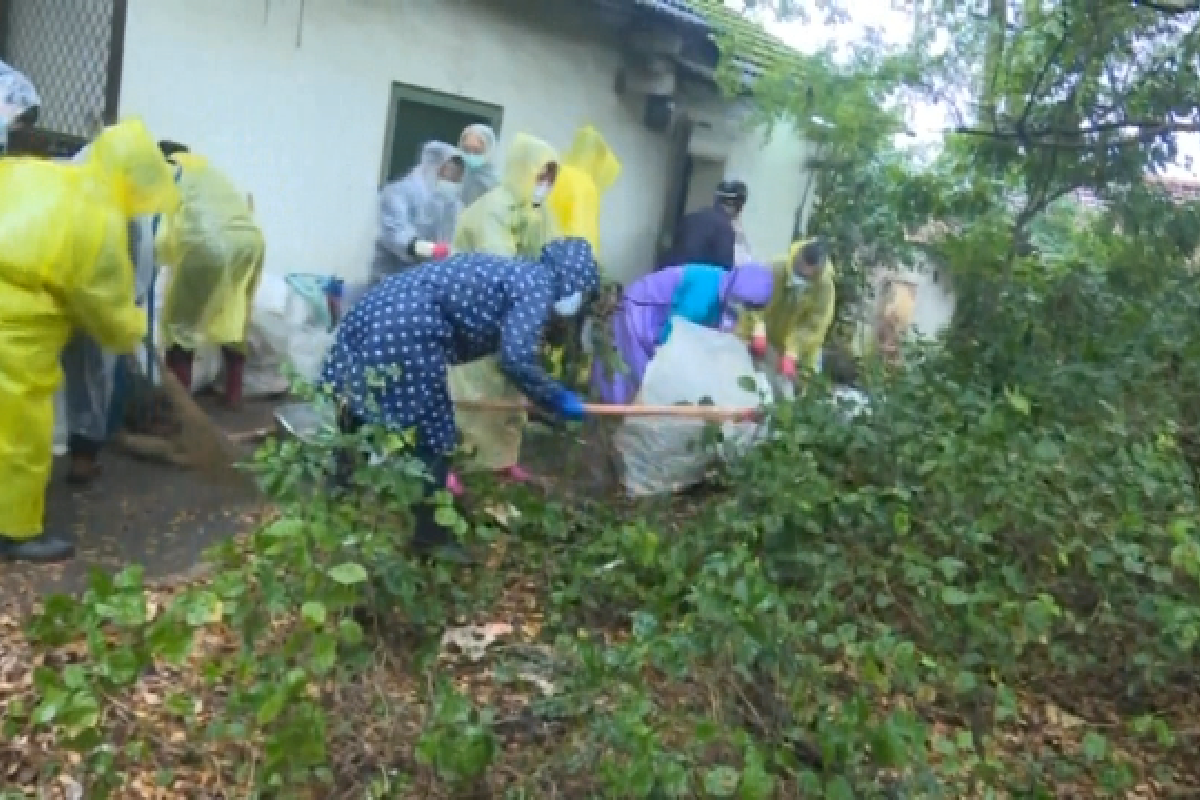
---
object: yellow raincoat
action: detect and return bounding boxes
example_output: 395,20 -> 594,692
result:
737,239 -> 836,373
158,152 -> 265,352
547,126 -> 621,258
547,126 -> 621,384
450,134 -> 558,470
0,119 -> 180,539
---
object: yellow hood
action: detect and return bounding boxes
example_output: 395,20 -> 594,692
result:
501,133 -> 558,205
86,118 -> 181,219
564,126 -> 621,194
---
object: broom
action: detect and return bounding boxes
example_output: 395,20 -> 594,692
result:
151,352 -> 256,490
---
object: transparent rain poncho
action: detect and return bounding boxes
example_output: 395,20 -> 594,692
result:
370,140 -> 464,282
0,58 -> 39,131
459,124 -> 499,209
450,133 -> 560,470
157,152 -> 266,352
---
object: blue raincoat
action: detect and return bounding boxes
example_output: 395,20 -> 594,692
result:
321,237 -> 599,456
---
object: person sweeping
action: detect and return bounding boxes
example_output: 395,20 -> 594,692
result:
157,141 -> 265,408
321,237 -> 597,560
0,119 -> 181,562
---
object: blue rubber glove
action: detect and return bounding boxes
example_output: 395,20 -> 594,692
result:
553,389 -> 586,422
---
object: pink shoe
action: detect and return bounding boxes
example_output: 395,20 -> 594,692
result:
499,465 -> 533,483
446,472 -> 465,497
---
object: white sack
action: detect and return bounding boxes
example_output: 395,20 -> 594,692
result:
614,319 -> 771,497
239,272 -> 293,398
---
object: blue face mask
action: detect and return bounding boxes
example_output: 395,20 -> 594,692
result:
462,153 -> 487,170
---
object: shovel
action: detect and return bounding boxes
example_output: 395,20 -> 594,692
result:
456,399 -> 762,423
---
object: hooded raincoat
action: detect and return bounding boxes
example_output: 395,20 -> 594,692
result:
321,237 -> 599,457
736,239 -> 836,373
453,133 -> 557,259
0,59 -> 39,135
0,118 -> 181,538
158,152 -> 266,353
371,140 -> 463,282
450,133 -> 559,470
61,146 -> 160,447
547,126 -> 621,260
592,264 -> 774,404
459,124 -> 500,209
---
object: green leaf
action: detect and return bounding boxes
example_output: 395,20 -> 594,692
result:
1005,388 -> 1030,415
339,618 -> 365,646
328,562 -> 368,585
434,505 -> 459,527
32,688 -> 65,725
737,375 -> 759,392
184,590 -> 224,626
256,686 -> 289,726
941,587 -> 971,606
703,766 -> 740,797
1082,731 -> 1108,762
309,633 -> 338,675
301,601 -> 327,626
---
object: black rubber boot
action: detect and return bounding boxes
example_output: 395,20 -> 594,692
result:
409,452 -> 472,564
0,532 -> 75,563
410,505 -> 472,564
66,434 -> 103,488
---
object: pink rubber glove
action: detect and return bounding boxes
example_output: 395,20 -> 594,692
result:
431,242 -> 451,260
750,334 -> 768,358
446,471 -> 465,497
499,465 -> 533,483
779,354 -> 798,381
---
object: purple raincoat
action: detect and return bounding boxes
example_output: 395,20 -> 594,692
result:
591,263 -> 774,403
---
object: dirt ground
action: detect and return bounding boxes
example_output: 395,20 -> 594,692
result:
0,395 -> 277,610
0,399 -> 620,610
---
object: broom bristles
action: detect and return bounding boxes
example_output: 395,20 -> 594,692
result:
154,355 -> 255,490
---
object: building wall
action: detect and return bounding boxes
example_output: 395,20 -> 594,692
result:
725,119 -> 814,262
117,0 -> 675,284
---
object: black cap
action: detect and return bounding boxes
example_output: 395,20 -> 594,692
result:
158,140 -> 189,158
715,179 -> 748,206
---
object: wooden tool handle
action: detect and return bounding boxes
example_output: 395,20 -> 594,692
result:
457,399 -> 760,422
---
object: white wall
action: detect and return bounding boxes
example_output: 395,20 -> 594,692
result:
726,119 -> 814,263
118,0 -> 673,284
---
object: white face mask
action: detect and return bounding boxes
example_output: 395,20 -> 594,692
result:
553,291 -> 583,317
436,179 -> 461,199
531,181 -> 552,206
789,273 -> 810,292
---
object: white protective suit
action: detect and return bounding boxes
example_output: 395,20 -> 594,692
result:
0,59 -> 39,136
459,123 -> 500,209
369,141 -> 463,282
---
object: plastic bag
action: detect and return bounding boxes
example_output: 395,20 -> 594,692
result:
240,272 -> 292,397
282,273 -> 335,384
614,319 -> 770,496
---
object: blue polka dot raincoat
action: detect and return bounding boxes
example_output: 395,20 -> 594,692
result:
321,237 -> 598,456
